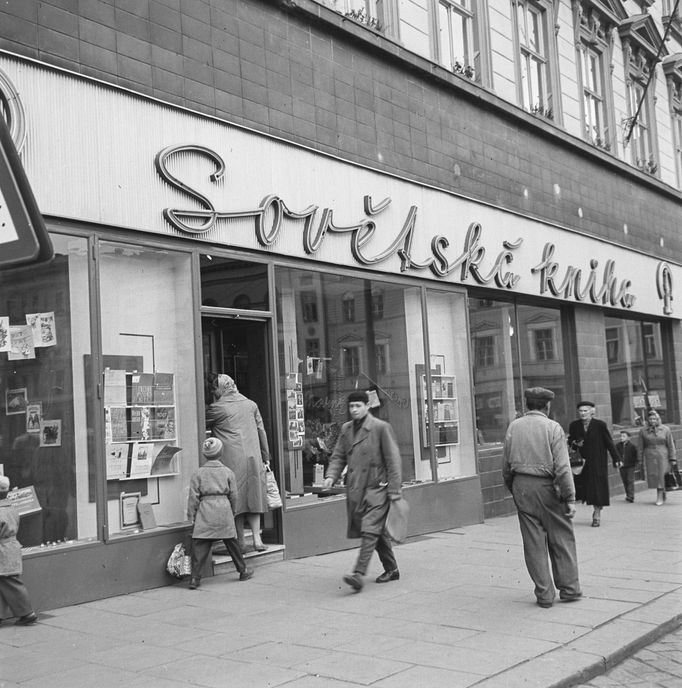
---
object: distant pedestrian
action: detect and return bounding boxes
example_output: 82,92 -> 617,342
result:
323,391 -> 402,592
502,387 -> 582,609
567,401 -> 621,527
186,437 -> 253,589
616,430 -> 639,503
0,476 -> 38,625
636,410 -> 677,506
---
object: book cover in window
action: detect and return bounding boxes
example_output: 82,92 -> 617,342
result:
129,442 -> 154,478
129,406 -> 151,441
152,373 -> 174,404
107,407 -> 128,442
106,443 -> 129,479
131,373 -> 154,404
151,407 -> 175,440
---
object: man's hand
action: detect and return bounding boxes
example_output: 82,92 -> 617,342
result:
565,501 -> 576,519
323,477 -> 334,489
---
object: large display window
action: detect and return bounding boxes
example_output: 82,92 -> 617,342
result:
99,242 -> 198,537
0,234 -> 94,549
275,268 -> 426,503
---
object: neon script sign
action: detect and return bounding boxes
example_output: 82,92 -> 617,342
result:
155,144 -> 636,309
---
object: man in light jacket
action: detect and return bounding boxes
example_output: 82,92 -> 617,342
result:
324,391 -> 402,592
502,387 -> 582,608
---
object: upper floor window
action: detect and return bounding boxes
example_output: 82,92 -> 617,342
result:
435,0 -> 476,78
663,56 -> 682,187
533,327 -> 555,361
606,326 -> 619,363
342,292 -> 356,322
619,15 -> 664,175
574,0 -> 624,151
333,0 -> 399,36
474,334 -> 496,368
513,0 -> 553,118
301,291 -> 318,323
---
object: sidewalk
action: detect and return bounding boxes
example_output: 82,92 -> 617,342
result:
0,489 -> 680,688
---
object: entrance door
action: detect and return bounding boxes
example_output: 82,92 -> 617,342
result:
201,316 -> 280,546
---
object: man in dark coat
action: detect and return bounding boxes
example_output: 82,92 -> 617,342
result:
323,391 -> 402,592
616,430 -> 639,503
567,401 -> 622,527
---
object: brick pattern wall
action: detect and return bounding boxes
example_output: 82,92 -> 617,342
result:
1,0 -> 682,263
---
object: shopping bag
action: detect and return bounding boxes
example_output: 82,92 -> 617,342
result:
166,543 -> 192,579
384,497 -> 409,544
570,459 -> 585,476
266,467 -> 283,510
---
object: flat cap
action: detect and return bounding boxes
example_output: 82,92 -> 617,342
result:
524,387 -> 554,402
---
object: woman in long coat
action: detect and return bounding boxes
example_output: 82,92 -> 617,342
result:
567,401 -> 621,527
0,476 -> 37,624
637,410 -> 676,506
205,374 -> 270,551
186,437 -> 252,588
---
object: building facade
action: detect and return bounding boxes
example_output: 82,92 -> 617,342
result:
0,0 -> 681,609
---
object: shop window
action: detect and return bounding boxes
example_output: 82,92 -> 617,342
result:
605,317 -> 674,427
513,0 -> 554,119
100,243 -> 198,537
200,255 -> 268,310
276,268 -> 424,502
470,299 -> 569,443
0,234 -> 95,549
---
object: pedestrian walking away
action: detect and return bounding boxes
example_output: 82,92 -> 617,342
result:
205,373 -> 271,552
636,410 -> 677,506
186,437 -> 253,589
0,476 -> 38,625
323,390 -> 402,592
567,400 -> 621,527
502,387 -> 582,609
616,430 -> 639,503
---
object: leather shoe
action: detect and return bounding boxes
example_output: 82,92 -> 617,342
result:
376,569 -> 400,583
239,568 -> 254,581
15,612 -> 38,625
188,578 -> 200,590
560,592 -> 583,602
342,572 -> 364,591
591,519 -> 600,527
536,600 -> 553,608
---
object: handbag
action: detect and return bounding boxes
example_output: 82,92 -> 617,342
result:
384,497 -> 410,544
569,446 -> 584,476
266,467 -> 283,510
570,459 -> 585,476
166,543 -> 192,579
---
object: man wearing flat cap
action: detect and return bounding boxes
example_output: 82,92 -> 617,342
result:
567,400 -> 621,527
502,387 -> 582,608
323,390 -> 402,592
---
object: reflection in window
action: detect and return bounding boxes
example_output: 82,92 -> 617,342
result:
200,255 -> 268,310
534,328 -> 554,361
606,317 -> 671,426
474,334 -> 495,367
0,234 -> 94,549
276,268 -> 424,500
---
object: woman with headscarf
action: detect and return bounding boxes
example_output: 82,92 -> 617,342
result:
205,374 -> 270,551
637,410 -> 677,506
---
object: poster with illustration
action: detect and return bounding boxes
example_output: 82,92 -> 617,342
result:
6,388 -> 27,416
40,419 -> 62,447
0,317 -> 9,352
26,403 -> 42,434
26,312 -> 57,348
8,325 -> 35,360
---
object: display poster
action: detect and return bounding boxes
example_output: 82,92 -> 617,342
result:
6,485 -> 41,515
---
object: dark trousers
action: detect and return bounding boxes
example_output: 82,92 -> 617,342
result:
0,575 -> 33,618
619,466 -> 636,501
191,538 -> 246,580
511,474 -> 581,604
353,532 -> 397,576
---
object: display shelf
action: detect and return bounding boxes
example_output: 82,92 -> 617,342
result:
420,373 -> 459,449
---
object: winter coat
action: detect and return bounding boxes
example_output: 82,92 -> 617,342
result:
187,459 -> 238,540
0,499 -> 22,576
326,413 -> 402,539
206,390 -> 269,515
567,418 -> 620,507
637,424 -> 676,489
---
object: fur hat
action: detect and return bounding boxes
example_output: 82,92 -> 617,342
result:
202,437 -> 223,459
348,390 -> 369,404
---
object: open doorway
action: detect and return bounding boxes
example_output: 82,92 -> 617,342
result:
202,316 -> 280,548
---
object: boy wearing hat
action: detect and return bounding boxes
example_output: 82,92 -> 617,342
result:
502,387 -> 582,608
323,390 -> 403,592
186,438 -> 253,589
0,476 -> 38,624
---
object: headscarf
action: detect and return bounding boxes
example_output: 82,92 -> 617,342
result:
214,373 -> 237,398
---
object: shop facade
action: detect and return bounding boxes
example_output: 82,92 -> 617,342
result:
0,54 -> 680,610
